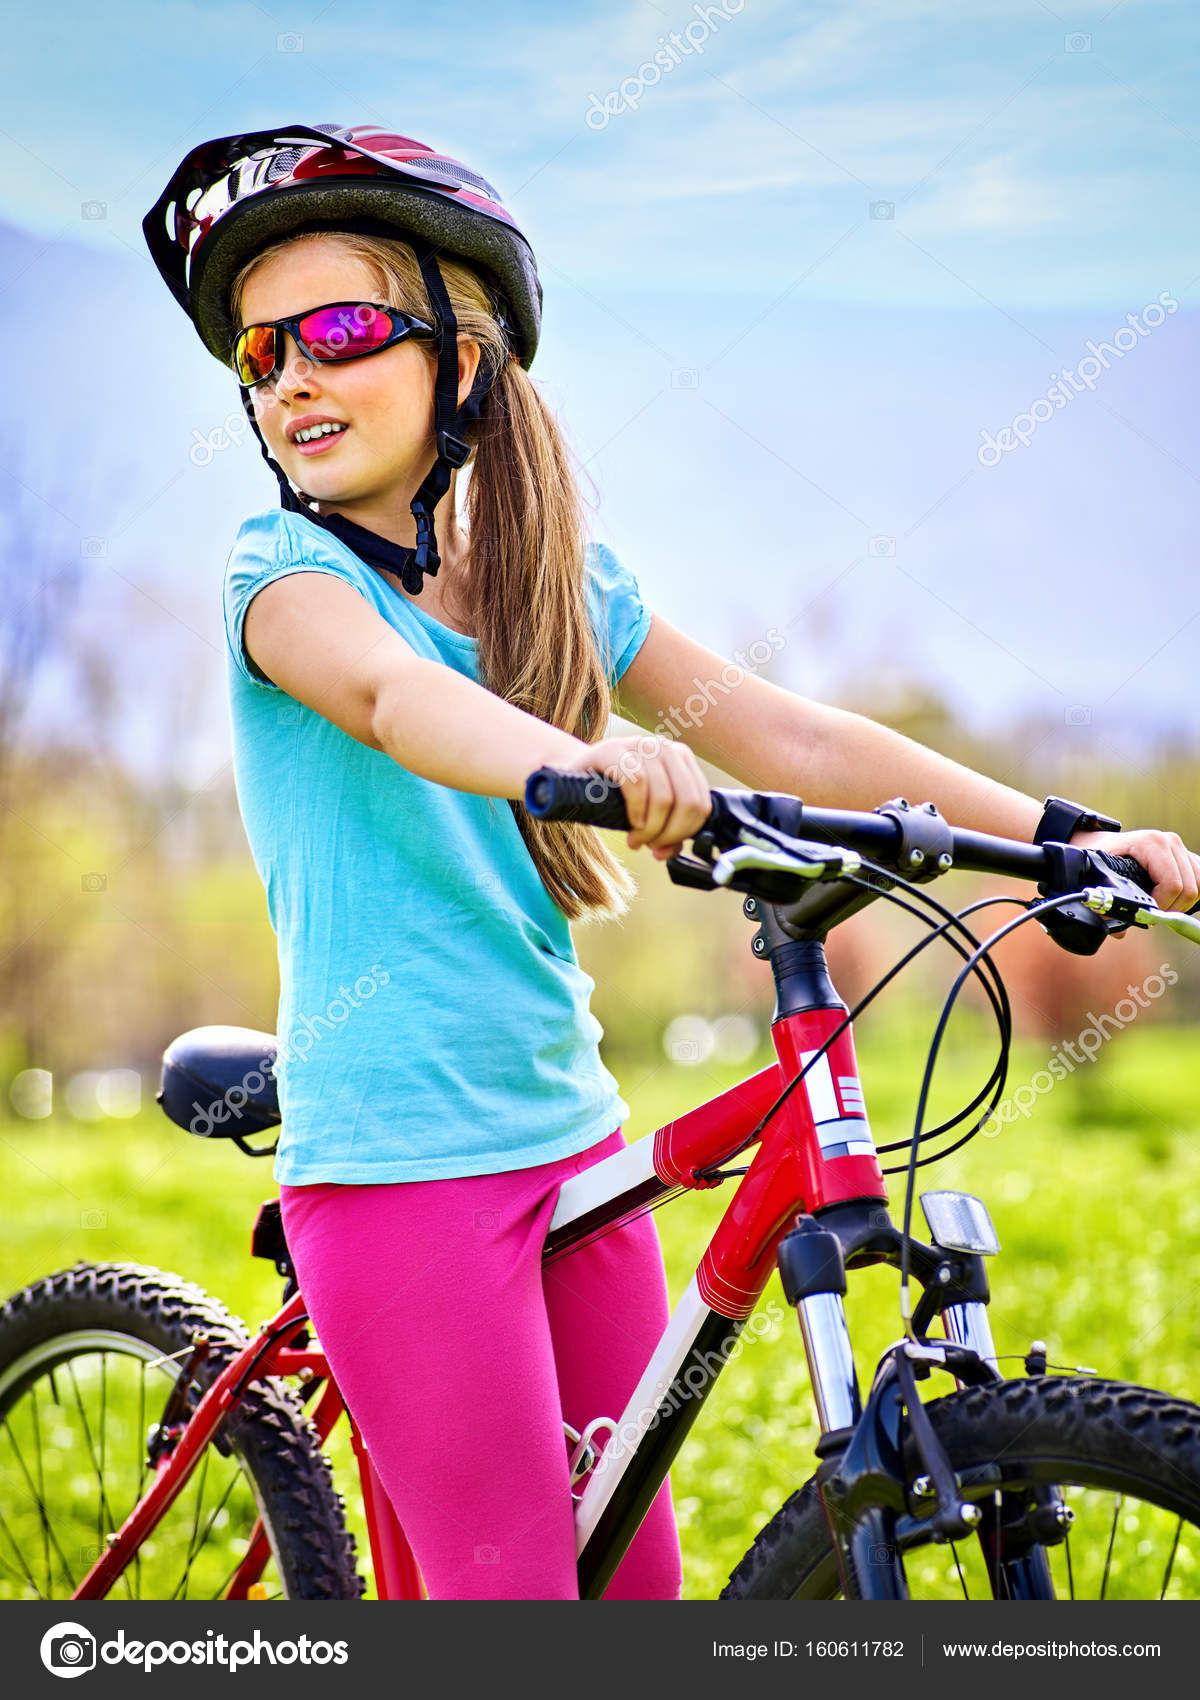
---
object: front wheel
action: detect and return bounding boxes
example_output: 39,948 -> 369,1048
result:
0,1262 -> 364,1600
722,1377 -> 1200,1600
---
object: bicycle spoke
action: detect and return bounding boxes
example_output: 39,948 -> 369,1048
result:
1100,1493 -> 1122,1601
171,1465 -> 243,1601
65,1359 -> 122,1551
91,1358 -> 136,1602
134,1361 -> 147,1599
992,1490 -> 1001,1599
98,1355 -> 107,1556
1064,1526 -> 1075,1600
0,1498 -> 47,1598
1,1412 -> 78,1593
27,1382 -> 50,1598
199,1472 -> 263,1601
950,1542 -> 969,1599
1160,1518 -> 1183,1601
174,1446 -> 213,1602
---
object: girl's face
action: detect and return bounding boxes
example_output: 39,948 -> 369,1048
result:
238,239 -> 461,517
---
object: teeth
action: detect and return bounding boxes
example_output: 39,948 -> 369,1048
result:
294,422 -> 348,443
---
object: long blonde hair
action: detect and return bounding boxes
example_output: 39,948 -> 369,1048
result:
230,231 -> 635,922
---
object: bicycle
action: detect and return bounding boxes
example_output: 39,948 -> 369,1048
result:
2,771 -> 1199,1600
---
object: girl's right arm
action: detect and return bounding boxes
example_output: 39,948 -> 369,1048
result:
242,572 -> 710,852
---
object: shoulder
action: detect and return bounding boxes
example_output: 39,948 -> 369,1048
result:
223,507 -> 376,613
582,539 -> 652,685
226,508 -> 368,580
223,509 -> 377,687
583,538 -> 635,596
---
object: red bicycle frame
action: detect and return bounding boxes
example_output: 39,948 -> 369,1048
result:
75,931 -> 886,1601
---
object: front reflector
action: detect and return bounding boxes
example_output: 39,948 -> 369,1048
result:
920,1190 -> 1001,1257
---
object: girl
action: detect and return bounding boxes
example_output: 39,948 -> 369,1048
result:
144,125 -> 1199,1601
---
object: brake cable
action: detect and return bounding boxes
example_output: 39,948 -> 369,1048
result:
897,888 -> 1103,1334
717,864 -> 1018,1168
553,874 -> 1016,1259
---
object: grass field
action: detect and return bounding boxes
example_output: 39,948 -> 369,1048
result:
1,1020 -> 1197,1599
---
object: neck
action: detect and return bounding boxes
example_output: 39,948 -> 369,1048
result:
312,473 -> 468,579
310,484 -> 471,620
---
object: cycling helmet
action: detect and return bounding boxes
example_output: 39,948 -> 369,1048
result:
143,124 -> 542,591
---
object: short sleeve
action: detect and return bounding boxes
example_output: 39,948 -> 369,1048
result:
584,541 -> 653,688
222,512 -> 371,689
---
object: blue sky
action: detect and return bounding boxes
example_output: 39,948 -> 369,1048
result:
2,0 -> 1198,778
4,0 -> 1198,305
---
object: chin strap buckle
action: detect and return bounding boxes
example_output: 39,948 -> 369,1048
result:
408,504 -> 443,589
437,430 -> 470,468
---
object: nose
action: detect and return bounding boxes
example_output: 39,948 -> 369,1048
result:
273,331 -> 318,399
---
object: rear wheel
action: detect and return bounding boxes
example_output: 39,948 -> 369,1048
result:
722,1377 -> 1200,1600
0,1262 -> 364,1600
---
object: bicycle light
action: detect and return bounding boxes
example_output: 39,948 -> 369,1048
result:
920,1191 -> 1001,1256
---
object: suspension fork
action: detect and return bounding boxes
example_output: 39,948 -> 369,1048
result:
777,1213 -> 910,1598
923,1264 -> 1059,1599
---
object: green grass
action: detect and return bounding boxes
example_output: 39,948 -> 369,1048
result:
1,1022 -> 1198,1599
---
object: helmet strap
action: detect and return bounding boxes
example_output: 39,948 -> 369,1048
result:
405,233 -> 492,590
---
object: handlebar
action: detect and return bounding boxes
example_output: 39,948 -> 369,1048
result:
524,767 -> 1176,956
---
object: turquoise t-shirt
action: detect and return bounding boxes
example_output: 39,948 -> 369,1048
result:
222,508 -> 652,1184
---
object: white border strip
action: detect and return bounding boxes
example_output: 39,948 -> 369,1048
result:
549,1129 -> 659,1233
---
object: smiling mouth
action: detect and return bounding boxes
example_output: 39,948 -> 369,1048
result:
291,423 -> 350,453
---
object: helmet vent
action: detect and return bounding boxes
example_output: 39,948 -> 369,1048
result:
411,155 -> 502,200
265,146 -> 306,182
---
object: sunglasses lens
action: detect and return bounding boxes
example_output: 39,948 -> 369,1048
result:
236,324 -> 277,385
298,304 -> 396,361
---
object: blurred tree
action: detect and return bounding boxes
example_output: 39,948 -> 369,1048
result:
0,441 -> 87,1067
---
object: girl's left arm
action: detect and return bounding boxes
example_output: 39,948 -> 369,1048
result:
616,612 -> 1200,911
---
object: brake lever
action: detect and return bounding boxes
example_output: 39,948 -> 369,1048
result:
711,842 -> 863,888
1082,887 -> 1200,945
665,853 -> 719,892
1036,842 -> 1156,956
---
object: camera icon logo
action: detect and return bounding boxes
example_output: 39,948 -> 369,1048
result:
669,367 -> 699,389
1064,704 -> 1092,726
81,872 -> 107,893
1065,32 -> 1091,53
869,535 -> 896,558
40,1622 -> 97,1677
869,200 -> 894,220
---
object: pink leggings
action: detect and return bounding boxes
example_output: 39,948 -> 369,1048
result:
278,1128 -> 683,1600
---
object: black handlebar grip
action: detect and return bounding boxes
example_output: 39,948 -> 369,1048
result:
1093,849 -> 1154,894
524,768 -> 631,830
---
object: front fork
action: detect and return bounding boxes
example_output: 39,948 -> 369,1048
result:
780,1208 -> 1056,1600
